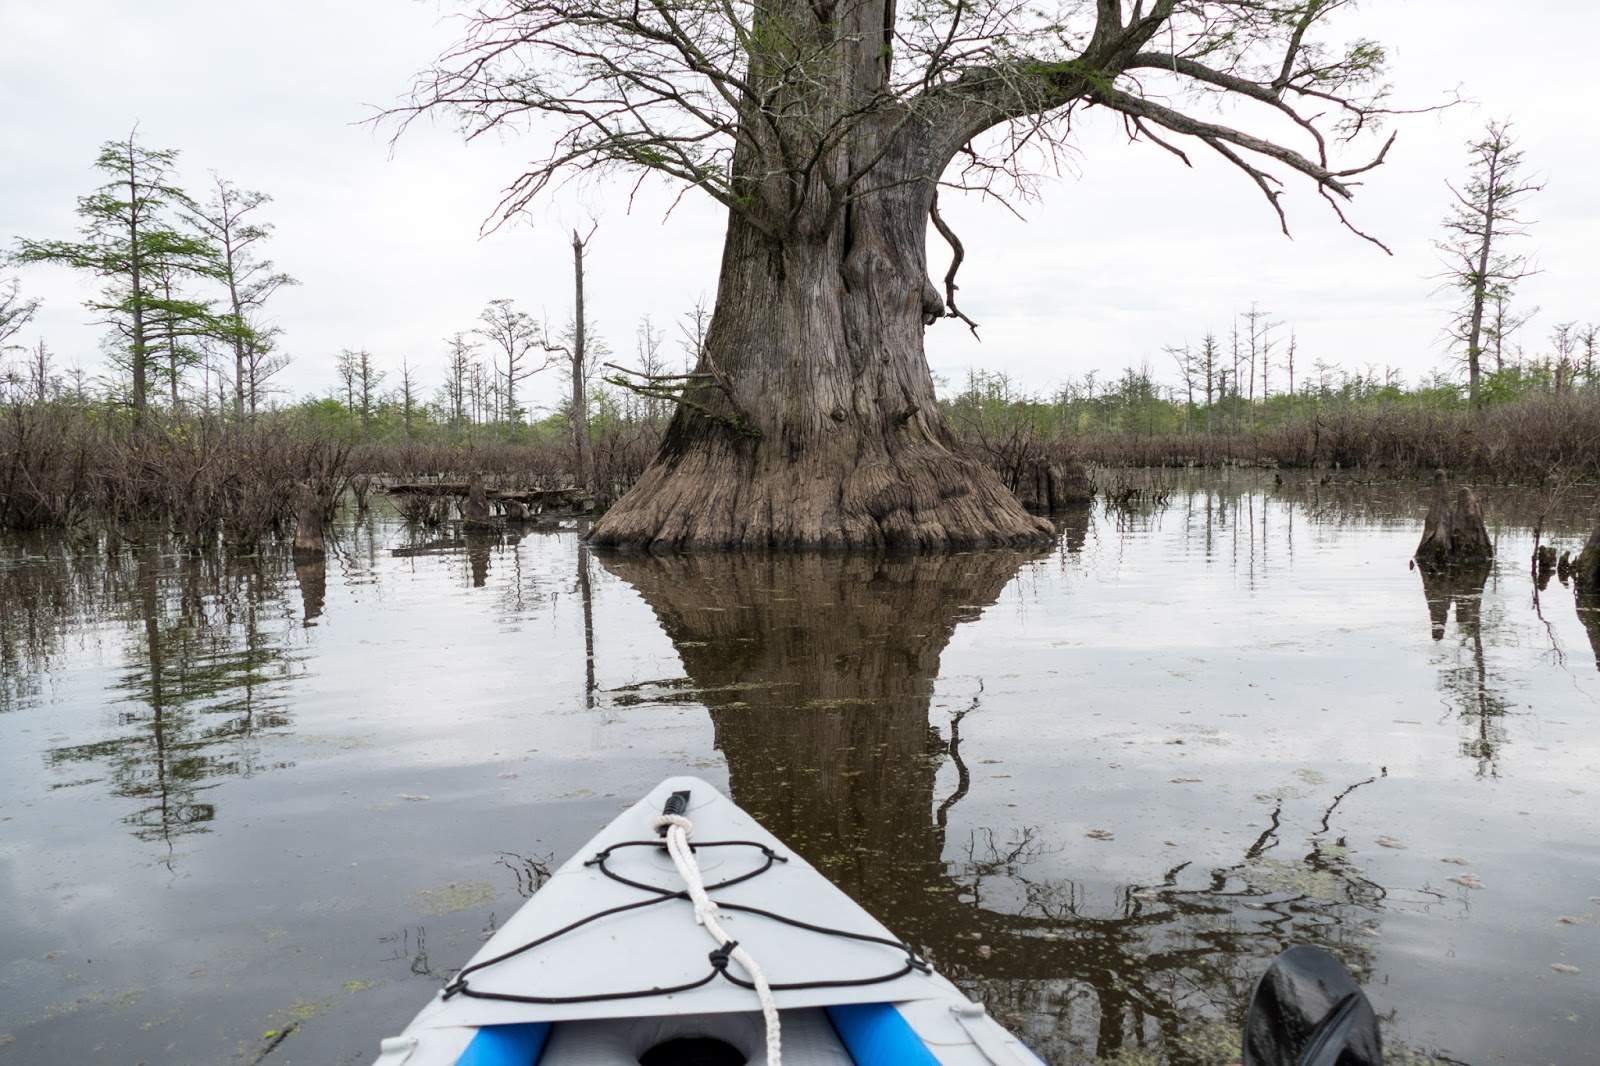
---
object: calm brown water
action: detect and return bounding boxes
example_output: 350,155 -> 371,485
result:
2,473 -> 1597,1066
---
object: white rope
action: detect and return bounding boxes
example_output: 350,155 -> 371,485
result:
654,811 -> 782,1066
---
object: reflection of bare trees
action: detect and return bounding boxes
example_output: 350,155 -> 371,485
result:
601,550 -> 1392,1065
496,850 -> 555,898
380,926 -> 435,978
391,525 -> 532,590
37,537 -> 301,865
1418,563 -> 1509,777
1,532 -> 121,713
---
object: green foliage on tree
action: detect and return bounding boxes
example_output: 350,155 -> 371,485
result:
13,130 -> 225,416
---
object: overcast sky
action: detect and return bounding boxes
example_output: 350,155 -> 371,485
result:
3,1 -> 1597,415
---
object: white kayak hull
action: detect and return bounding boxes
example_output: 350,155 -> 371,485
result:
372,776 -> 1040,1066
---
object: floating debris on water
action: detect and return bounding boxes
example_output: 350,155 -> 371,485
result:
1550,963 -> 1581,975
1376,836 -> 1406,849
1085,828 -> 1115,841
1450,874 -> 1485,889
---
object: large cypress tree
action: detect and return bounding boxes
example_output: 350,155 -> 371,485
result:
396,1 -> 1406,549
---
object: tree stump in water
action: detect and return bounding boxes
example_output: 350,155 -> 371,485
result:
501,498 -> 531,523
1014,459 -> 1094,513
1413,470 -> 1492,571
292,482 -> 325,560
1575,524 -> 1600,591
350,474 -> 374,512
1577,522 -> 1600,669
461,475 -> 503,530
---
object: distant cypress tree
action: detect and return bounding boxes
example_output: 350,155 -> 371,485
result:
1436,121 -> 1542,410
14,130 -> 222,416
185,176 -> 296,419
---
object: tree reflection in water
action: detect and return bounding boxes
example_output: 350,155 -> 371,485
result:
1417,563 -> 1508,777
602,551 -> 1390,1065
29,539 -> 302,866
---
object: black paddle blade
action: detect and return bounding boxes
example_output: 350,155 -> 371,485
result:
1241,945 -> 1382,1066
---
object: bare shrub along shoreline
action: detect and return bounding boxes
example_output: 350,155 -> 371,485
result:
3,388 -> 1598,540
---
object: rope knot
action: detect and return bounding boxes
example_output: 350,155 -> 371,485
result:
708,940 -> 739,971
653,812 -> 694,835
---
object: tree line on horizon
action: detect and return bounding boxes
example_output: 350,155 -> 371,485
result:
3,121 -> 1594,450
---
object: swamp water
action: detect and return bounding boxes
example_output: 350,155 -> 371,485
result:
1,473 -> 1598,1066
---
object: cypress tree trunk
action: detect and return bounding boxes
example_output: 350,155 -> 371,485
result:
592,177 -> 1050,550
588,0 -> 1051,551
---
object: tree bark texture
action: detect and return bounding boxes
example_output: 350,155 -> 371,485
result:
1013,460 -> 1094,513
291,482 -> 325,560
592,197 -> 1051,550
1574,523 -> 1600,592
1414,471 -> 1493,571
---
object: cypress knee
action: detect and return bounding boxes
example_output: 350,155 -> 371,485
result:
1414,470 -> 1493,571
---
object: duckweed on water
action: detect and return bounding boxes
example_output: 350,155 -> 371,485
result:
1240,857 -> 1350,898
413,880 -> 496,916
276,998 -> 332,1024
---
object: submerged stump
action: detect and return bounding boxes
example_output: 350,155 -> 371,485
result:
1413,471 -> 1492,571
1578,523 -> 1600,669
1014,459 -> 1094,514
1575,524 -> 1600,591
461,475 -> 503,531
292,482 -> 326,560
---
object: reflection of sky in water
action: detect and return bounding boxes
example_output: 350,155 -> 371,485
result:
0,473 -> 1596,1065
